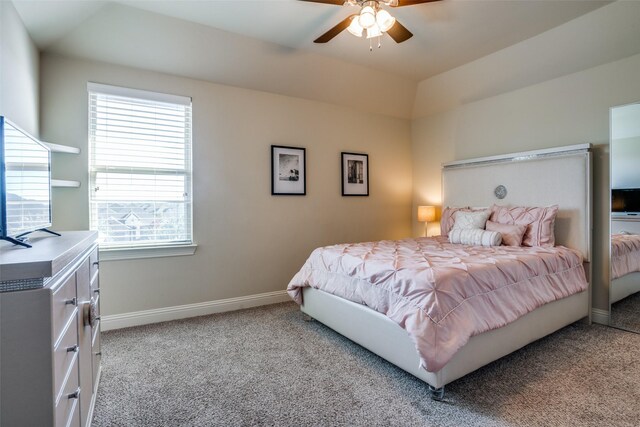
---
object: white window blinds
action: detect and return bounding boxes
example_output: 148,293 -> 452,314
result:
88,83 -> 192,249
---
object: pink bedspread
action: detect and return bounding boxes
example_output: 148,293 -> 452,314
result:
612,234 -> 640,280
287,236 -> 587,372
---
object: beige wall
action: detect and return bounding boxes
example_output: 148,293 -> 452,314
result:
412,52 -> 640,312
0,1 -> 39,136
40,54 -> 413,316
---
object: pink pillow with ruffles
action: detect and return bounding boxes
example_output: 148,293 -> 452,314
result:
489,205 -> 559,247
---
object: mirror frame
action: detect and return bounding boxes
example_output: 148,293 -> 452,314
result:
608,101 -> 640,333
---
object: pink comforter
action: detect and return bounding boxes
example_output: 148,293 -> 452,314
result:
287,236 -> 587,372
612,234 -> 640,280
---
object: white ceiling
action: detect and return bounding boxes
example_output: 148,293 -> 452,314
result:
13,0 -> 611,82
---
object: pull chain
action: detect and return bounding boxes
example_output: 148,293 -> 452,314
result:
369,36 -> 383,52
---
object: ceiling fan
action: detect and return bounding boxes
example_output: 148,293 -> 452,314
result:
300,0 -> 443,46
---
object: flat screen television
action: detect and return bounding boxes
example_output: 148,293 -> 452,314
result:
0,116 -> 58,248
612,188 -> 640,216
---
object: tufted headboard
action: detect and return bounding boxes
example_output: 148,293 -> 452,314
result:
442,144 -> 592,261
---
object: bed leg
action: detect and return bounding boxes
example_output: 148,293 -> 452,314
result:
428,385 -> 445,401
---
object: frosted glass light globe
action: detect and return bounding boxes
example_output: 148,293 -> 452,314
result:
358,6 -> 376,29
376,9 -> 396,32
347,16 -> 364,37
366,24 -> 382,39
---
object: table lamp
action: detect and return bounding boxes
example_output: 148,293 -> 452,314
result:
418,205 -> 436,237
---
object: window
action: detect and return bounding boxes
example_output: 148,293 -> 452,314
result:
88,83 -> 193,250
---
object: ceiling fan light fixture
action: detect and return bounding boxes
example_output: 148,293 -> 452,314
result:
309,0 -> 425,48
347,16 -> 364,37
366,24 -> 382,39
358,5 -> 376,29
375,9 -> 396,32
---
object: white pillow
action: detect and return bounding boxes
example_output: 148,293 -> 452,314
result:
452,210 -> 491,230
449,229 -> 502,247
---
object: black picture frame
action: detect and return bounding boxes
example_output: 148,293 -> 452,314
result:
271,145 -> 306,195
341,152 -> 369,196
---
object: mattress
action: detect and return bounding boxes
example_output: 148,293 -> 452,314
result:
611,234 -> 640,280
287,236 -> 588,372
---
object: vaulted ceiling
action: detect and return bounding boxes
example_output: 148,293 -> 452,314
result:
13,0 -> 610,82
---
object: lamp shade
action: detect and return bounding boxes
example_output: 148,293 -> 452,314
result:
418,205 -> 436,223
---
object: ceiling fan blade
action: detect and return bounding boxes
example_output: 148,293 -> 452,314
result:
314,15 -> 357,43
393,0 -> 443,7
386,20 -> 413,43
299,0 -> 346,5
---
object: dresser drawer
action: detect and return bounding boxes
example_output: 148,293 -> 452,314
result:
55,355 -> 80,427
76,258 -> 91,301
89,247 -> 99,281
66,398 -> 80,427
93,294 -> 100,319
90,274 -> 100,300
92,293 -> 100,345
53,318 -> 79,401
92,326 -> 101,390
52,274 -> 78,344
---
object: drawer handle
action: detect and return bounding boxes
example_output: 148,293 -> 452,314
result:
65,297 -> 77,306
95,351 -> 102,356
93,289 -> 100,294
67,388 -> 81,400
93,261 -> 99,267
66,344 -> 79,353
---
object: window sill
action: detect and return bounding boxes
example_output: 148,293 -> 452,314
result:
99,244 -> 197,261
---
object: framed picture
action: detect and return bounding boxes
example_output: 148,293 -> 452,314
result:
341,152 -> 369,196
271,145 -> 306,195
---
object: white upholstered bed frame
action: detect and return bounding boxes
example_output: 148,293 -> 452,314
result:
301,144 -> 592,396
610,221 -> 640,304
611,272 -> 640,304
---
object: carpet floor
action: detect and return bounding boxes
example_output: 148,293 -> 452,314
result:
93,302 -> 640,427
611,292 -> 640,333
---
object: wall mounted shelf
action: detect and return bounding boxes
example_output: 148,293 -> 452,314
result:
43,142 -> 80,154
44,142 -> 81,188
51,179 -> 80,188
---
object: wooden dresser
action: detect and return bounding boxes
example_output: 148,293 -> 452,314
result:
0,231 -> 101,427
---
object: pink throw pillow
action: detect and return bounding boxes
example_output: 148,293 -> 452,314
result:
486,220 -> 527,247
490,205 -> 559,247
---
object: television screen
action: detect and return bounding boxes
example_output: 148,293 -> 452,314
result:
0,117 -> 52,239
612,188 -> 640,214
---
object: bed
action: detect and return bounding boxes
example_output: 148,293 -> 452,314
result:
288,144 -> 592,399
610,233 -> 640,304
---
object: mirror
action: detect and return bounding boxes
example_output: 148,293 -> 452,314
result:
609,103 -> 640,333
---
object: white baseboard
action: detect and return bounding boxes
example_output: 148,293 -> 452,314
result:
101,290 -> 290,331
591,308 -> 610,325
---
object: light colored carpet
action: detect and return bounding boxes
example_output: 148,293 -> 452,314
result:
611,292 -> 640,333
93,302 -> 640,427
